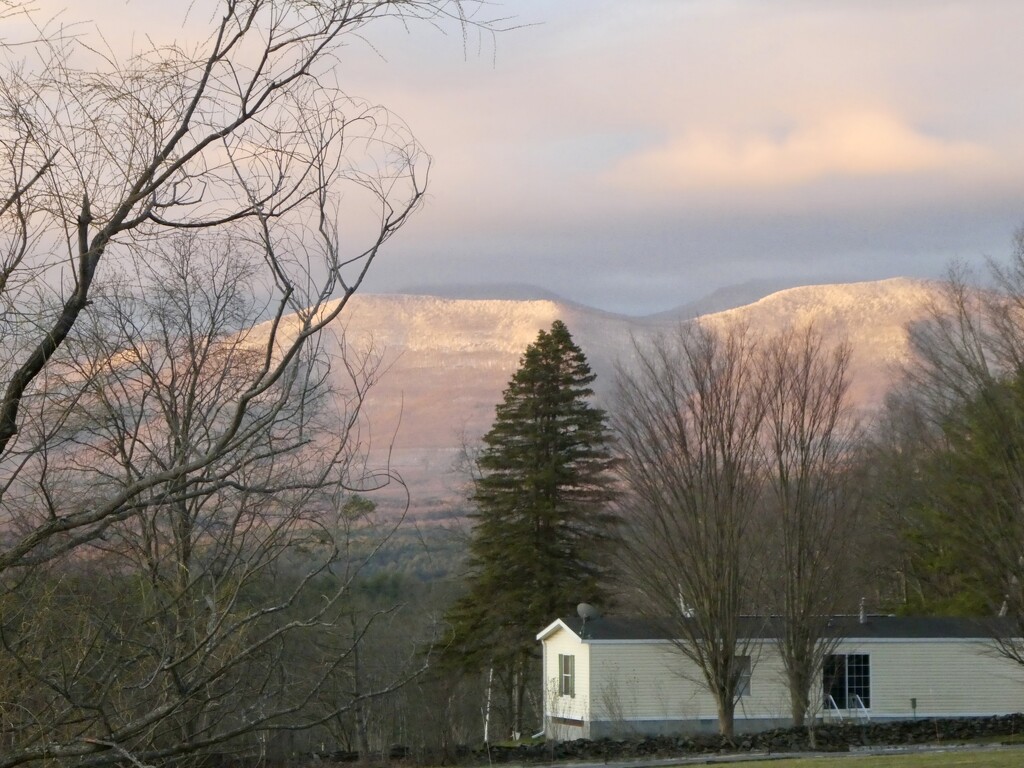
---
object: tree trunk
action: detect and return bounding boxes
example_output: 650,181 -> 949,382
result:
483,667 -> 493,744
789,671 -> 810,728
513,658 -> 525,740
790,685 -> 808,728
788,666 -> 817,747
716,697 -> 735,740
349,619 -> 371,761
356,704 -> 371,763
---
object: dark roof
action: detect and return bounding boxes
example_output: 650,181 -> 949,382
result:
553,615 -> 1017,642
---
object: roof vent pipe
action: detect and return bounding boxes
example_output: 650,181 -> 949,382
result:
859,597 -> 866,624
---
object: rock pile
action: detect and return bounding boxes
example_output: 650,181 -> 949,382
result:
462,713 -> 1024,764
308,713 -> 1024,765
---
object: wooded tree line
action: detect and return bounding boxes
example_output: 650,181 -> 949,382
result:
869,241 -> 1024,646
446,242 -> 1024,743
8,255 -> 1024,763
372,269 -> 1024,744
614,253 -> 1024,745
3,0 -> 1024,762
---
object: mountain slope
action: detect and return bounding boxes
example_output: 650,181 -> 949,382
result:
307,279 -> 940,520
705,277 -> 940,407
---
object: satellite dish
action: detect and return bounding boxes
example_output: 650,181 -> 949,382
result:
577,603 -> 601,621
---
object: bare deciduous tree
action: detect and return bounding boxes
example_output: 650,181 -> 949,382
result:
0,2 -> 493,765
0,0 -> 493,570
613,322 -> 765,740
759,326 -> 860,729
0,240 -> 426,767
613,322 -> 865,737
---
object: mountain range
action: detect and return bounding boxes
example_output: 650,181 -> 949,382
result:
319,278 -> 942,521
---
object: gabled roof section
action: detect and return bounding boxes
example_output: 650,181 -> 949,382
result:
543,615 -> 1017,642
536,618 -> 582,642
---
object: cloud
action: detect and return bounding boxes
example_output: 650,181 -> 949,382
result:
606,111 -> 989,191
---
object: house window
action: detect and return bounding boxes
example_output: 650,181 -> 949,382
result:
734,655 -> 752,697
558,654 -> 575,697
824,654 -> 870,709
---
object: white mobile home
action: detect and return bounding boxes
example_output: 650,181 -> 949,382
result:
537,615 -> 1024,739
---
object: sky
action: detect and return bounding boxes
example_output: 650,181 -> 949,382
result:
28,0 -> 1024,315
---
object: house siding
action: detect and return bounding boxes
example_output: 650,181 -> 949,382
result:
736,646 -> 793,726
542,626 -> 590,739
585,641 -> 793,735
540,626 -> 1024,739
833,639 -> 1024,718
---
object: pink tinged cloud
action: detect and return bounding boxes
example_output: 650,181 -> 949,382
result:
607,111 -> 989,190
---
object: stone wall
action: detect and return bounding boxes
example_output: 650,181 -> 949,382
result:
465,713 -> 1024,764
305,713 -> 1024,766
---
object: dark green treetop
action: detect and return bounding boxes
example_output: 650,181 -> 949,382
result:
441,319 -> 617,674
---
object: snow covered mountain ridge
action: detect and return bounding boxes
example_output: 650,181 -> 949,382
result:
301,278 -> 941,520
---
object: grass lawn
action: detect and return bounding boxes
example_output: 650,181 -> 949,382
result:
752,746 -> 1024,768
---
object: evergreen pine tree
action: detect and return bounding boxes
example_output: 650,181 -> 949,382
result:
440,320 -> 616,736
